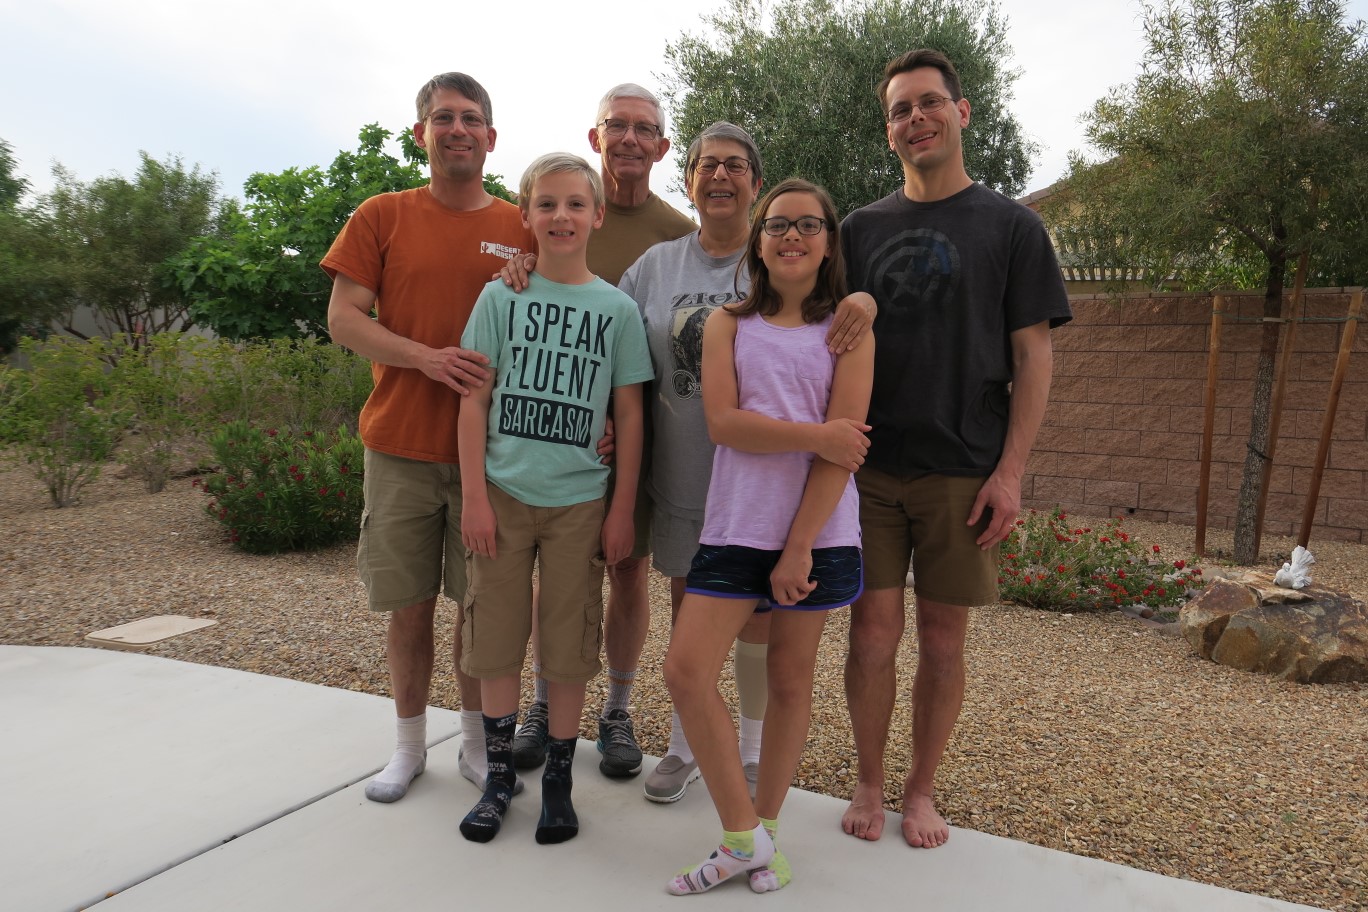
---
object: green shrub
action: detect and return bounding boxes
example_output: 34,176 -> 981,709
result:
194,337 -> 371,434
8,337 -> 125,506
108,333 -> 214,493
1000,508 -> 1204,612
0,364 -> 27,445
198,420 -> 364,553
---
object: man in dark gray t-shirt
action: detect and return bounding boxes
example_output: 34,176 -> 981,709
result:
839,49 -> 1071,850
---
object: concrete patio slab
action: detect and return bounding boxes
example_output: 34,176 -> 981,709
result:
0,645 -> 1325,912
99,739 -> 1323,911
0,646 -> 460,912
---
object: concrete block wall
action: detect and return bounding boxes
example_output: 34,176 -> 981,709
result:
1023,289 -> 1367,543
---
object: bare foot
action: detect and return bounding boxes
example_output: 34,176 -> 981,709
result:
841,782 -> 886,840
901,791 -> 949,848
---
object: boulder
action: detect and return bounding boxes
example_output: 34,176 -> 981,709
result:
1210,594 -> 1368,684
1180,579 -> 1258,659
1180,575 -> 1368,684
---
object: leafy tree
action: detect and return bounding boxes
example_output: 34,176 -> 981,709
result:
0,140 -> 70,353
661,0 -> 1037,215
1045,0 -> 1368,563
0,139 -> 27,208
173,124 -> 516,340
42,152 -> 230,347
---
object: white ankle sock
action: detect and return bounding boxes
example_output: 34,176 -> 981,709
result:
738,715 -> 763,766
460,709 -> 487,780
365,713 -> 426,803
667,709 -> 694,764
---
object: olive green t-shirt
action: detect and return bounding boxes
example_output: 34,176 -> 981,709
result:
587,193 -> 695,286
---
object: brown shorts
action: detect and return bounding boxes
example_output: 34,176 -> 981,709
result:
459,484 -> 606,683
856,468 -> 999,607
357,449 -> 464,612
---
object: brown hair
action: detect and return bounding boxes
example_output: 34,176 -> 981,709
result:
877,49 -> 962,114
415,72 -> 493,124
732,178 -> 846,325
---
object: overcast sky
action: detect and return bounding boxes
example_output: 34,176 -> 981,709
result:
4,0 -> 1366,214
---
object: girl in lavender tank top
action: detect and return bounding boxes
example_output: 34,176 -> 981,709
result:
661,180 -> 875,895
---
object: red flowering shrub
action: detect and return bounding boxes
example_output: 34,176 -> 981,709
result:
197,420 -> 364,553
999,509 -> 1204,611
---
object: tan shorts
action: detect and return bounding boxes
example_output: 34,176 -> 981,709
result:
856,468 -> 999,607
357,449 -> 465,612
460,484 -> 606,683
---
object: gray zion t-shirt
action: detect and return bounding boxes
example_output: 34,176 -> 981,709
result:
618,231 -> 751,521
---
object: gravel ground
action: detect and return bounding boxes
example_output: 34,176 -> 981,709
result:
2,461 -> 1365,911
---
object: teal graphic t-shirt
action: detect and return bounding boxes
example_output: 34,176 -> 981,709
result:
462,273 -> 654,507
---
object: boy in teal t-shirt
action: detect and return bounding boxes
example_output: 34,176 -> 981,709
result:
456,153 -> 652,845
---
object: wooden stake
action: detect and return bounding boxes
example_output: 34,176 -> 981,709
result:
1251,253 -> 1307,557
1196,294 -> 1226,557
1298,288 -> 1364,547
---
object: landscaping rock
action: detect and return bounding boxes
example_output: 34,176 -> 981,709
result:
1179,579 -> 1258,658
1181,575 -> 1368,683
1210,593 -> 1368,684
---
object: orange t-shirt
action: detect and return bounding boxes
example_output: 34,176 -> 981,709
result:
321,187 -> 533,463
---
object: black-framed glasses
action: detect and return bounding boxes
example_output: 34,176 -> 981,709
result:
427,110 -> 489,130
887,95 -> 954,123
692,156 -> 752,177
761,216 -> 827,237
598,119 -> 663,141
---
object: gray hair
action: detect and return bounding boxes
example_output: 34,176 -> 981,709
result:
416,73 -> 493,124
594,83 -> 668,135
685,121 -> 764,185
518,152 -> 605,210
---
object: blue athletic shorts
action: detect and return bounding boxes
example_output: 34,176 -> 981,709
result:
685,544 -> 862,610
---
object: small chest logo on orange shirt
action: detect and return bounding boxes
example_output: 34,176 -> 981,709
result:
480,241 -> 523,259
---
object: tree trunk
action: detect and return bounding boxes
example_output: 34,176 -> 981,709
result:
1231,258 -> 1286,564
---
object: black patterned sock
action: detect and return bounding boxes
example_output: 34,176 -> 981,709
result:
459,712 -> 517,843
535,736 -> 579,844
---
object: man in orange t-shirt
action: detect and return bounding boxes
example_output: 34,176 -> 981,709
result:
323,72 -> 533,803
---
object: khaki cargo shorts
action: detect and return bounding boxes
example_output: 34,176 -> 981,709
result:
459,484 -> 607,684
358,449 -> 465,612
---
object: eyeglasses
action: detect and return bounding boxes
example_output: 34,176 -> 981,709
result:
692,156 -> 752,177
761,216 -> 827,237
598,119 -> 662,142
887,95 -> 954,123
427,110 -> 489,130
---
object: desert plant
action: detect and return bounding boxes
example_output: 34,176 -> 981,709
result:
194,337 -> 371,434
198,420 -> 363,553
8,336 -> 124,506
1000,509 -> 1204,612
108,332 -> 214,493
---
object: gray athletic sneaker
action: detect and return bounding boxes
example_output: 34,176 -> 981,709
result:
596,708 -> 643,777
644,754 -> 700,803
512,702 -> 548,770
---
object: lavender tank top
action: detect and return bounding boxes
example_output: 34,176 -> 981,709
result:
698,312 -> 861,551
